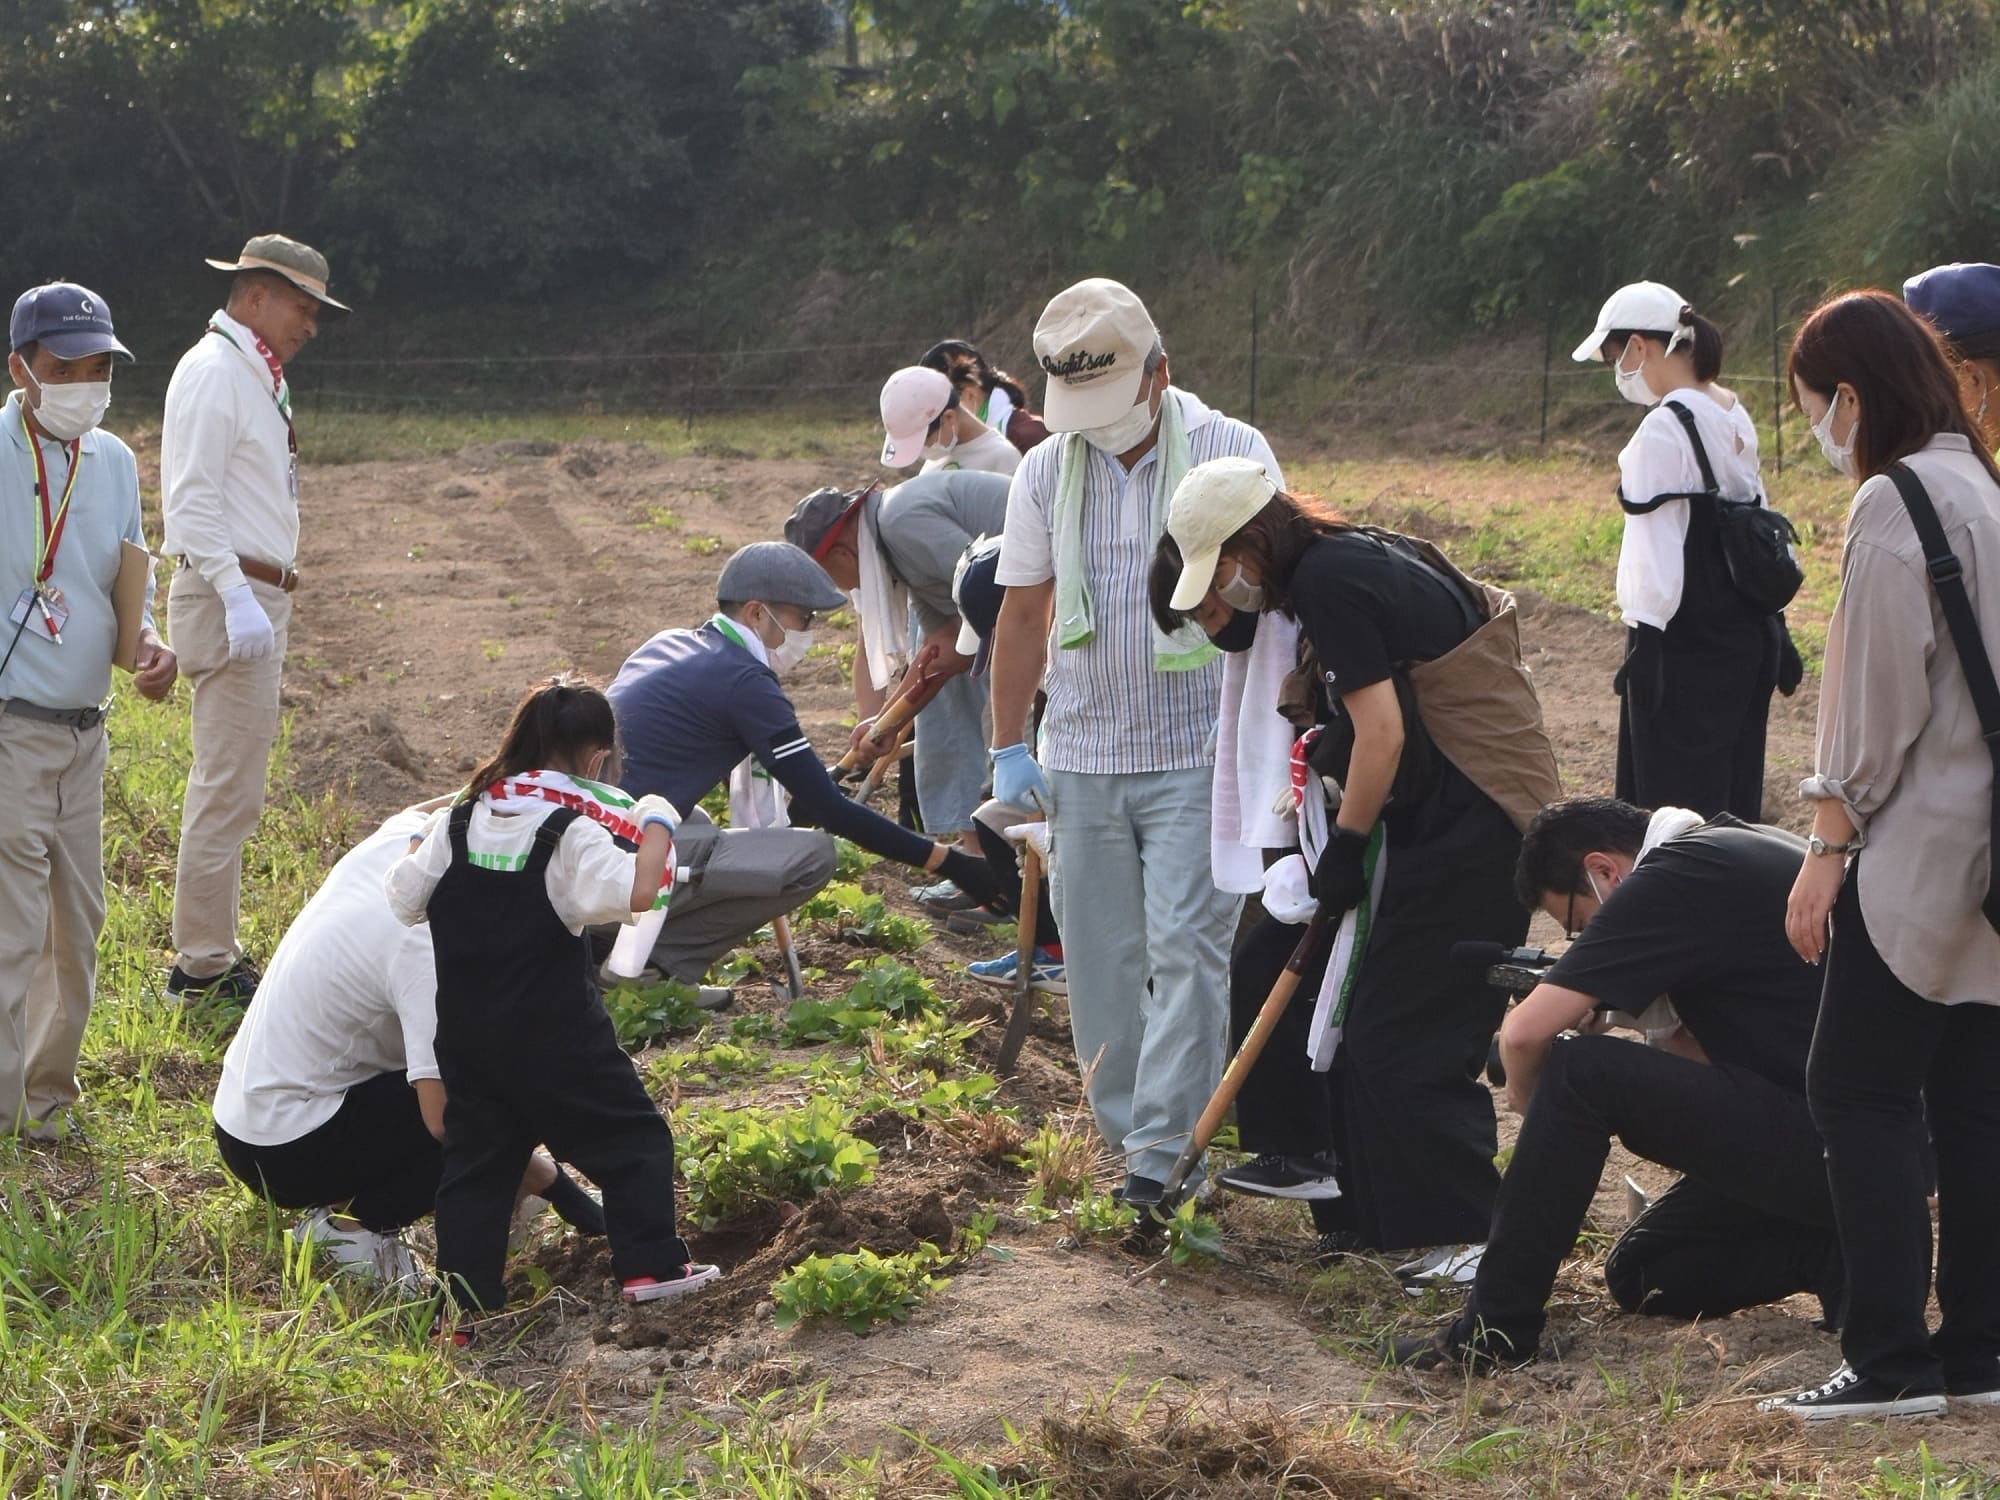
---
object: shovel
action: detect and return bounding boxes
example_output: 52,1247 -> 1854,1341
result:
1152,913 -> 1333,1218
770,913 -> 805,1001
993,833 -> 1045,1076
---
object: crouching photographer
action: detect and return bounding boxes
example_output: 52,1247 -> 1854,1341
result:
1388,797 -> 1841,1371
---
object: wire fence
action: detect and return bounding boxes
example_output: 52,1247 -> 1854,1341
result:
105,287 -> 1812,468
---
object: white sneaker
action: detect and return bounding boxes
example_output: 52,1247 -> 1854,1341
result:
292,1207 -> 424,1290
1395,1243 -> 1485,1295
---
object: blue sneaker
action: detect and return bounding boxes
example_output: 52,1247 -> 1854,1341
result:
966,948 -> 1067,996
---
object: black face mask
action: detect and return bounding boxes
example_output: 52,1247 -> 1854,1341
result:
1206,608 -> 1260,654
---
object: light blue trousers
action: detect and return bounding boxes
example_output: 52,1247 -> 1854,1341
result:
1045,765 -> 1240,1183
914,668 -> 987,836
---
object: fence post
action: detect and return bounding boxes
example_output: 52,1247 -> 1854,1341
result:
1770,285 -> 1783,477
1539,300 -> 1556,444
1248,285 -> 1259,430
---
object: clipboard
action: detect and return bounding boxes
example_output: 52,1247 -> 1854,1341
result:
112,540 -> 153,671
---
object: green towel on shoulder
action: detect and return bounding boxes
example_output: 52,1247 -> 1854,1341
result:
1050,388 -> 1218,672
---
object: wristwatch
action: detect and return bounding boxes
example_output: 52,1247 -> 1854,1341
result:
1807,833 -> 1865,857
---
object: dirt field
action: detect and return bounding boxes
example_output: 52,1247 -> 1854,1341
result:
141,428 -> 2000,1487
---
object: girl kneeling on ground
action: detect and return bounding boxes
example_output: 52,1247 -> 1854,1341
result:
387,673 -> 719,1327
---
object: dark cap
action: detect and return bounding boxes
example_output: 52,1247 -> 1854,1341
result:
784,485 -> 870,560
951,534 -> 1005,676
1904,263 -> 2000,361
10,282 -> 133,361
715,541 -> 848,612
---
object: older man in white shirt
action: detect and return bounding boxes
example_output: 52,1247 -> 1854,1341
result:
985,279 -> 1284,1204
162,234 -> 350,1005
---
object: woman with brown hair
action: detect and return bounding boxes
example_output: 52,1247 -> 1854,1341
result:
1759,291 -> 2000,1420
1152,458 -> 1558,1273
919,339 -> 1050,455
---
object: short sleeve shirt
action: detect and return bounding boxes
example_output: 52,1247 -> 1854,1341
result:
876,470 -> 1011,631
1286,531 -> 1479,699
1544,819 -> 1821,1092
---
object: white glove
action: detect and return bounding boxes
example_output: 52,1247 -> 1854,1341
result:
218,582 -> 275,661
630,793 -> 681,837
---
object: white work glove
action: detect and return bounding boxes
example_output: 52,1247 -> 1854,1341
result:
630,793 -> 681,837
218,582 -> 276,662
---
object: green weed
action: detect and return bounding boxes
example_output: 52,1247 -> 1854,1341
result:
599,975 -> 708,1049
676,1098 -> 878,1226
771,1243 -> 945,1333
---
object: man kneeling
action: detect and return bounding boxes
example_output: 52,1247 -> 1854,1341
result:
212,805 -> 603,1285
1388,797 -> 1841,1370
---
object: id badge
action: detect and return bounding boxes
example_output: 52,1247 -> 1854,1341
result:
9,586 -> 65,643
8,587 -> 32,628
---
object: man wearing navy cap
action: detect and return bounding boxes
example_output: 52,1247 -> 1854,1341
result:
1904,262 -> 2000,452
4,281 -> 176,1138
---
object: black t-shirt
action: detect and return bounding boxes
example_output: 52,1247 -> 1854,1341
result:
1544,819 -> 1820,1093
1287,530 -> 1480,700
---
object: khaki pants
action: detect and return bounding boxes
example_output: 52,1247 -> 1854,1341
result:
0,715 -> 107,1135
169,570 -> 291,977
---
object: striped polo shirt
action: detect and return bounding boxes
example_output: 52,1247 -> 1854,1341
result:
995,389 -> 1283,776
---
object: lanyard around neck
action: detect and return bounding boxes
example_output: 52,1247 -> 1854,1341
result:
207,320 -> 296,447
18,400 -> 79,584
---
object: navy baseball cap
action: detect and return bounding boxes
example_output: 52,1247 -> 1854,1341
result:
951,534 -> 1005,677
1904,263 -> 2000,361
9,282 -> 133,361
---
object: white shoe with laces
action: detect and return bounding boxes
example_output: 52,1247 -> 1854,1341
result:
1395,1243 -> 1485,1295
292,1206 -> 424,1291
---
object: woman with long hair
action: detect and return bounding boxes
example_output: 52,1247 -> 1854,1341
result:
1151,458 -> 1557,1273
1572,281 -> 1787,819
920,338 -> 1049,454
1760,292 -> 2000,1420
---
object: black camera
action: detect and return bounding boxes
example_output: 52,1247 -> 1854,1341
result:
1453,942 -> 1557,1089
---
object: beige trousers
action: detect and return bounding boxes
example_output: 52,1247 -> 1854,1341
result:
169,570 -> 291,977
0,715 -> 107,1135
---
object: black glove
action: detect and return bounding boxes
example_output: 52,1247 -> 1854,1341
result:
1309,828 -> 1372,915
1777,624 -> 1804,697
939,847 -> 1003,912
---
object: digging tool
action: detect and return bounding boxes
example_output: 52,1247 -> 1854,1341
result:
834,666 -> 934,783
1152,913 -> 1334,1218
857,724 -> 912,800
771,913 -> 805,1001
993,830 -> 1046,1076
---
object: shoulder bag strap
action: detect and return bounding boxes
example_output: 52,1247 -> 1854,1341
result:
1661,399 -> 1720,495
1619,400 -> 1721,516
1885,461 -> 2000,929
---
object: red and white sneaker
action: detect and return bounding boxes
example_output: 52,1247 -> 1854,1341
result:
622,1263 -> 722,1303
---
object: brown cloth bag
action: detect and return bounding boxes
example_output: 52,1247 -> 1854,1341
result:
1278,530 -> 1562,833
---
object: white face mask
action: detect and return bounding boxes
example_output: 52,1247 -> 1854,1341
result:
1216,562 -> 1265,611
768,624 -> 814,675
922,429 -> 958,461
23,368 -> 111,440
1812,390 -> 1858,479
1079,388 -> 1161,454
1613,342 -> 1657,408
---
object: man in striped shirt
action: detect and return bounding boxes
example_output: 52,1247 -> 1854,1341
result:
988,280 -> 1284,1204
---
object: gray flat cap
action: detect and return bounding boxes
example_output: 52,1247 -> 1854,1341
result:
716,541 -> 848,611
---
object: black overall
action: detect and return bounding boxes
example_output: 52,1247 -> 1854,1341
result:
1231,532 -> 1530,1251
427,802 -> 687,1311
1615,404 -> 1779,820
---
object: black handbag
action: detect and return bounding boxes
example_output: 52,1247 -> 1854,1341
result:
1624,400 -> 1805,614
1883,462 -> 2000,935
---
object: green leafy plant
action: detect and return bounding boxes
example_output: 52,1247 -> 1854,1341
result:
841,957 -> 940,1019
771,1244 -> 944,1333
797,882 -> 932,952
1158,1200 -> 1225,1268
832,836 -> 878,880
677,1099 -> 878,1226
599,977 -> 707,1049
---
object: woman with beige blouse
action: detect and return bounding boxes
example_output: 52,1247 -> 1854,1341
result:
1761,291 -> 2000,1422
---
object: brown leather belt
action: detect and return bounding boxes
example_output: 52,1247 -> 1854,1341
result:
238,558 -> 300,592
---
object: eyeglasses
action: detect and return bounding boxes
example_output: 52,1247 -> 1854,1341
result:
1563,887 -> 1581,942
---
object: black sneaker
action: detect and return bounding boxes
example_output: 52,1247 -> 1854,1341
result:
1217,1152 -> 1342,1201
167,957 -> 261,1008
1948,1373 -> 2000,1408
1756,1364 -> 1945,1420
1113,1174 -> 1167,1209
1311,1229 -> 1370,1267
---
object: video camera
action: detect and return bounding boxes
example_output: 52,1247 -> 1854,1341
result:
1453,942 -> 1557,1089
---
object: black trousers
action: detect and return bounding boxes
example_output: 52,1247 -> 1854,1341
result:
1231,788 -> 1524,1250
1451,1033 -> 1837,1355
1808,876 -> 2000,1394
1616,629 -> 1774,821
435,1036 -> 687,1312
214,1071 -> 443,1232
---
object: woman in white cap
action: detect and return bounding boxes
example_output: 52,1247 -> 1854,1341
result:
919,340 -> 1050,455
878,365 -> 1020,477
1152,457 -> 1558,1274
1573,281 -> 1790,821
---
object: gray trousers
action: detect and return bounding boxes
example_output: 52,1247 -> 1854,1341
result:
645,816 -> 836,982
913,669 -> 988,838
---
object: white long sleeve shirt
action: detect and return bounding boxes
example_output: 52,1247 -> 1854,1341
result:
160,309 -> 299,592
385,801 -> 641,935
1614,387 -> 1763,630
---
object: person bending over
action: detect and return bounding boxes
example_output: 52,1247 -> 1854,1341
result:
1386,797 -> 1839,1371
609,542 -> 998,992
213,803 -> 604,1286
